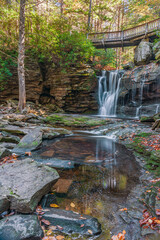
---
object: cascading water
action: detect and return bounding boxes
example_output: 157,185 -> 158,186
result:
98,70 -> 124,116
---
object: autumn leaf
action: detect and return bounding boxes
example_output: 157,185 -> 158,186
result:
119,208 -> 127,212
47,229 -> 53,236
156,209 -> 160,216
80,224 -> 84,227
42,237 -> 56,240
56,235 -> 64,240
70,202 -> 75,208
88,229 -> 93,235
49,226 -> 57,231
50,204 -> 59,208
41,219 -> 51,225
111,230 -> 126,240
57,225 -> 63,230
155,220 -> 160,224
150,178 -> 160,183
25,152 -> 32,156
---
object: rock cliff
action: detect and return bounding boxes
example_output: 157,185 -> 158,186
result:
118,63 -> 160,116
0,61 -> 98,113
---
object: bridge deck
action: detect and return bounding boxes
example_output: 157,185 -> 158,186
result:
88,18 -> 160,48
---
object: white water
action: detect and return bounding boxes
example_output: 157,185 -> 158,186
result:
98,70 -> 124,116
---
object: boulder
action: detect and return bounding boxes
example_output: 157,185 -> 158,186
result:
0,158 -> 59,213
134,40 -> 153,66
42,208 -> 101,236
0,214 -> 44,240
13,128 -> 43,153
0,147 -> 11,159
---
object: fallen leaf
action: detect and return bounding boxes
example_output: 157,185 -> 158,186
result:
25,152 -> 32,156
49,226 -> 57,231
70,202 -> 75,208
80,224 -> 84,227
155,220 -> 160,224
47,229 -> 53,236
119,208 -> 128,212
156,209 -> 160,216
88,229 -> 93,235
43,237 -> 56,240
50,204 -> 59,208
79,216 -> 86,219
56,236 -> 64,240
41,219 -> 51,225
57,225 -> 63,230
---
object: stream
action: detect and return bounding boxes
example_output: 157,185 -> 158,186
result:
32,131 -> 141,239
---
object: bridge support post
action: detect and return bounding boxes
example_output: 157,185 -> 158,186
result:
145,23 -> 148,37
121,30 -> 124,52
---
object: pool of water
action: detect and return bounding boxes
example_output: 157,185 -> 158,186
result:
33,134 -> 140,239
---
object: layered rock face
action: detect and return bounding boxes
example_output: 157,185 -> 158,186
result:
0,61 -> 98,113
118,63 -> 160,116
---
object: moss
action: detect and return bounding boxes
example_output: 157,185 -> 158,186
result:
45,114 -> 109,128
32,141 -> 39,146
127,135 -> 160,176
135,132 -> 153,138
140,116 -> 154,122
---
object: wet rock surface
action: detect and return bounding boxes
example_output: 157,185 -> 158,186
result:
13,128 -> 43,153
42,208 -> 101,236
0,158 -> 59,213
0,111 -> 159,239
118,62 -> 160,117
0,214 -> 44,240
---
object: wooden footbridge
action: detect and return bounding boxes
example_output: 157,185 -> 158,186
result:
88,18 -> 160,48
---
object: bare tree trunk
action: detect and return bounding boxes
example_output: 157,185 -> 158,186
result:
18,0 -> 26,112
60,0 -> 64,16
87,0 -> 92,32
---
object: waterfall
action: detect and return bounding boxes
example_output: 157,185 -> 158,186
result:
98,70 -> 124,116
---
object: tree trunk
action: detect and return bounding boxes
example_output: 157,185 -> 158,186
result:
18,0 -> 26,112
87,0 -> 92,32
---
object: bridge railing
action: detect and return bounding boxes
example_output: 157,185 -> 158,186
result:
88,18 -> 160,42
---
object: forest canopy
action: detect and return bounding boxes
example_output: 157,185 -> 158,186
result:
0,0 -> 159,77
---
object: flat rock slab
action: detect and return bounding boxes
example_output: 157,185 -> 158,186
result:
52,179 -> 73,194
42,127 -> 72,140
13,128 -> 43,153
42,208 -> 101,236
0,214 -> 43,240
0,158 -> 59,213
33,158 -> 75,169
0,126 -> 28,135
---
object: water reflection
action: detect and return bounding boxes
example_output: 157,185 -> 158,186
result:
34,135 -> 139,193
36,134 -> 140,239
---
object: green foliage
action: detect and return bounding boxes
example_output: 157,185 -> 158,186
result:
93,49 -> 116,68
57,31 -> 94,69
0,55 -> 17,90
154,31 -> 160,44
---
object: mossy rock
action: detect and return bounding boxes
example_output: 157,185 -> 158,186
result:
140,116 -> 154,122
45,114 -> 110,128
